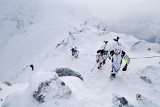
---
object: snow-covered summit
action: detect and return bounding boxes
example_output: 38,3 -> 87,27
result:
0,0 -> 160,107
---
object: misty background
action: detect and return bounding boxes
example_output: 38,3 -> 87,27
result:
0,0 -> 160,45
64,0 -> 160,43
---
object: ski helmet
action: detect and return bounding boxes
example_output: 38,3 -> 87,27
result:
114,47 -> 121,54
115,49 -> 120,53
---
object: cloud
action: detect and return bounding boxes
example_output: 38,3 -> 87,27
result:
64,0 -> 160,43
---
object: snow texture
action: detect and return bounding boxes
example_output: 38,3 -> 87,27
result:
0,0 -> 160,107
2,72 -> 73,106
136,94 -> 159,107
32,72 -> 72,103
112,93 -> 134,107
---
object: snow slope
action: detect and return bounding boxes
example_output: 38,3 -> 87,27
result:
0,0 -> 91,81
0,0 -> 160,107
1,19 -> 160,107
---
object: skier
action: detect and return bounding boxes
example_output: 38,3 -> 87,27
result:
96,49 -> 108,69
109,47 -> 128,79
71,47 -> 79,58
30,64 -> 34,71
96,41 -> 110,69
100,41 -> 109,64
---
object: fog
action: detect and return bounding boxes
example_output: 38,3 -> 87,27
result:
1,0 -> 160,44
64,0 -> 160,43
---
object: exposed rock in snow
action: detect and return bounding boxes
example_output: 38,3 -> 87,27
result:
0,0 -> 160,107
140,76 -> 152,84
2,72 -> 72,106
2,82 -> 12,86
140,66 -> 160,84
55,68 -> 83,81
136,94 -> 158,107
112,93 -> 134,107
33,72 -> 72,103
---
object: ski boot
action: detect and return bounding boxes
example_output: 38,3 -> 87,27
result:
98,66 -> 102,70
110,73 -> 116,80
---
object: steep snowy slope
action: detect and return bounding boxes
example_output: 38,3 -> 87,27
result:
0,0 -> 91,81
1,0 -> 160,81
0,0 -> 160,107
1,20 -> 160,107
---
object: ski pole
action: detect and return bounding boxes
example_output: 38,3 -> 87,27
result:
91,63 -> 98,72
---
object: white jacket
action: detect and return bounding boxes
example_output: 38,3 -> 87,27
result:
111,50 -> 125,72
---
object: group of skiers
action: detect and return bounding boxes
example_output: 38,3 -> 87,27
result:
70,37 -> 130,79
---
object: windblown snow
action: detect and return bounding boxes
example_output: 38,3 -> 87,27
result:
0,0 -> 160,107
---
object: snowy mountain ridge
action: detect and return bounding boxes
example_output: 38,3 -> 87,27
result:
0,0 -> 160,107
0,19 -> 160,107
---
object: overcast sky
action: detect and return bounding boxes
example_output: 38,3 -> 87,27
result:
63,0 -> 160,42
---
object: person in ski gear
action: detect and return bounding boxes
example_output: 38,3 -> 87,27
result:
96,49 -> 108,69
30,64 -> 34,71
71,47 -> 79,58
100,41 -> 109,64
109,47 -> 128,78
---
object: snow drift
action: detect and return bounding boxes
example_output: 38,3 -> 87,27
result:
2,71 -> 85,107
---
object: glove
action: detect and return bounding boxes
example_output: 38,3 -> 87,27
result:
122,64 -> 127,71
96,60 -> 99,63
122,67 -> 127,71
